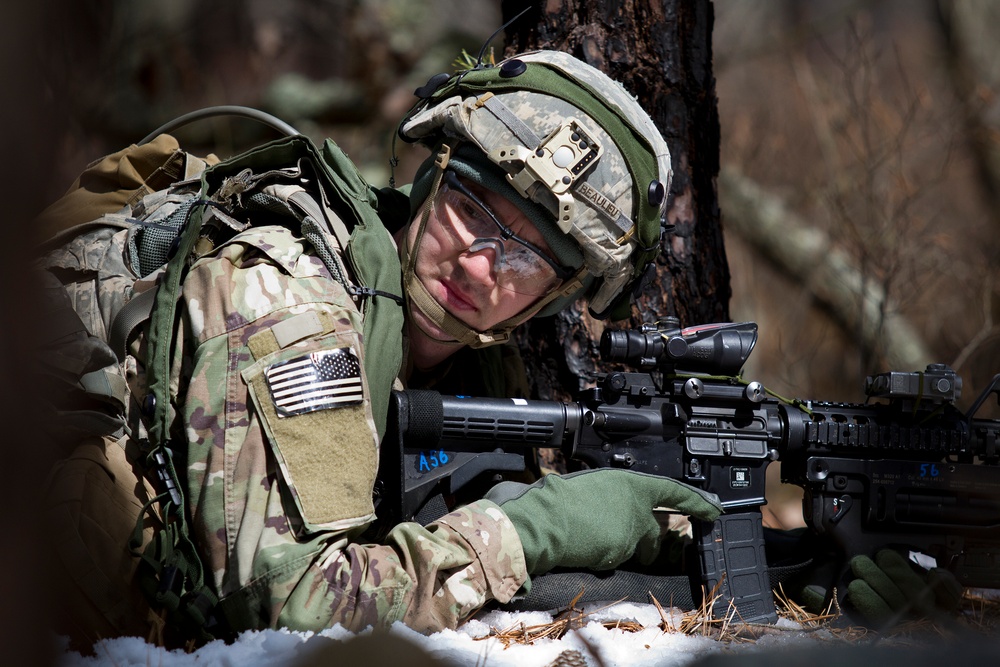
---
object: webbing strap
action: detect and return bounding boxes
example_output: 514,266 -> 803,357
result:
145,199 -> 209,449
125,150 -> 186,209
479,93 -> 542,149
130,486 -> 219,642
288,189 -> 352,251
109,289 -> 157,362
138,197 -> 225,639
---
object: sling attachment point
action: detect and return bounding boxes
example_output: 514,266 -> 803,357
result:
151,448 -> 183,508
349,284 -> 404,305
132,440 -> 228,642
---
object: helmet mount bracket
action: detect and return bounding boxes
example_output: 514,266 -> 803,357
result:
490,118 -> 604,233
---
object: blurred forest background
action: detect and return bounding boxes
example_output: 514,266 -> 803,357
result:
3,0 -> 1000,660
24,0 -> 1000,408
17,0 -> 1000,529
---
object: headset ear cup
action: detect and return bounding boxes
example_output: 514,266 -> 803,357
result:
414,72 -> 453,100
591,294 -> 631,322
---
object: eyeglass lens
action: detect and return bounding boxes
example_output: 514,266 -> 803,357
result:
435,179 -> 566,295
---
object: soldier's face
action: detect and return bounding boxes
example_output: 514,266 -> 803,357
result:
403,175 -> 562,350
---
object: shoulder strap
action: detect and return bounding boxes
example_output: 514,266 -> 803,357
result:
109,288 -> 157,362
137,190 -> 223,639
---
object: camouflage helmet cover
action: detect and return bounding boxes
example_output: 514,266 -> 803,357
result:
399,50 -> 673,316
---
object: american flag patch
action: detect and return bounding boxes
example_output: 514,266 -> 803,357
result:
265,348 -> 363,417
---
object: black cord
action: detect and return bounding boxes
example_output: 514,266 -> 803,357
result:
139,105 -> 300,145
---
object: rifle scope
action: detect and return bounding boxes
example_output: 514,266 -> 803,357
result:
600,319 -> 758,376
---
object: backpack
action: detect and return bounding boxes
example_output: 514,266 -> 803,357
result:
36,128 -> 407,648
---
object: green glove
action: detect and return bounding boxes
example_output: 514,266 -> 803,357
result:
846,549 -> 963,627
485,469 -> 722,575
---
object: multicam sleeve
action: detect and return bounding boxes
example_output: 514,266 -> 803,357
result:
179,226 -> 528,634
277,500 -> 528,633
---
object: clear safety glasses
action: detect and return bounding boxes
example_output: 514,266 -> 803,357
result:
433,170 -> 575,296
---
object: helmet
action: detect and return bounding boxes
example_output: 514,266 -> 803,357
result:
398,49 -> 672,345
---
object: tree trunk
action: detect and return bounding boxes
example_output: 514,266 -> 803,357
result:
501,0 -> 729,400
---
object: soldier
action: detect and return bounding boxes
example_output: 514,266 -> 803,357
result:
37,49 -> 722,646
184,50 -> 722,634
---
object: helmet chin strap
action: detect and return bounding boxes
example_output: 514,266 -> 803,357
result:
401,144 -> 584,350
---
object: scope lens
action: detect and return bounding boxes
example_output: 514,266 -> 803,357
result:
600,329 -> 661,362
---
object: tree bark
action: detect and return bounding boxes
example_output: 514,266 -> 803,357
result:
501,0 -> 730,399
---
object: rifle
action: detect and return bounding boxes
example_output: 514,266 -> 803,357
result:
374,319 -> 1000,623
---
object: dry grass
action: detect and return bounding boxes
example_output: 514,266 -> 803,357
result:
658,582 -> 762,641
475,585 -> 818,648
962,589 -> 1000,633
773,583 -> 839,627
473,586 -> 1000,653
773,584 -> 873,643
881,589 -> 1000,642
474,590 -> 643,648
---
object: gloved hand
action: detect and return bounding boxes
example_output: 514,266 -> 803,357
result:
485,469 -> 722,575
845,549 -> 964,627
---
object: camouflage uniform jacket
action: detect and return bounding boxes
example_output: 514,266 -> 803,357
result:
175,221 -> 528,633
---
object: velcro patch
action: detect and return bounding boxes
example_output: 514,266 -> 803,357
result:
265,348 -> 363,417
576,181 -> 631,233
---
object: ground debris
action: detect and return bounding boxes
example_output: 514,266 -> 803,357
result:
473,586 -> 1000,650
476,590 -> 643,648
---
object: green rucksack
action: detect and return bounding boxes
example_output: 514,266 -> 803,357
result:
36,123 -> 407,648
